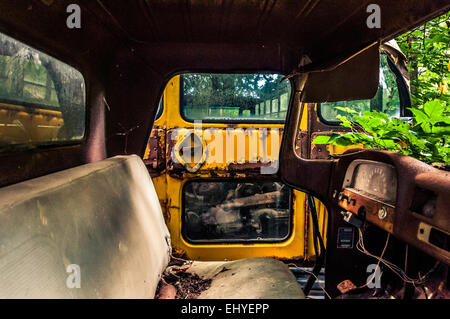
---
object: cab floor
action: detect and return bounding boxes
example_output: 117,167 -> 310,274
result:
290,267 -> 326,299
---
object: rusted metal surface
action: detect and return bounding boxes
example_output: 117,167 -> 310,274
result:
324,149 -> 450,297
280,88 -> 334,202
295,130 -> 309,159
310,132 -> 331,159
144,126 -> 166,176
339,188 -> 395,233
164,127 -> 283,177
226,162 -> 277,175
165,129 -> 186,177
337,280 -> 357,294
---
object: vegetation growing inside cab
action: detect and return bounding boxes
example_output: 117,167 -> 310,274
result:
314,13 -> 449,168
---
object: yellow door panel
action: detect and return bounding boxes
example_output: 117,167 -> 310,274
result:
144,75 -> 328,262
164,175 -> 306,261
168,126 -> 282,173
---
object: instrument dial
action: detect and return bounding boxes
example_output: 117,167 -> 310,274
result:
345,160 -> 397,204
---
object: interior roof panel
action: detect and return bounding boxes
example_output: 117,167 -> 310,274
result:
79,0 -> 449,70
0,0 -> 447,74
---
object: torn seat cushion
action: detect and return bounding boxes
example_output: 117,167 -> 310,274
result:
186,257 -> 305,299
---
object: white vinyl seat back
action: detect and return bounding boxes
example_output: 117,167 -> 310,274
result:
0,155 -> 171,298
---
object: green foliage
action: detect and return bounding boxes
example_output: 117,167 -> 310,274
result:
313,101 -> 449,165
313,13 -> 450,167
396,12 -> 450,106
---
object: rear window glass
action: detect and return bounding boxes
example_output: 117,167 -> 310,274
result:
0,31 -> 85,151
181,73 -> 291,122
183,181 -> 292,243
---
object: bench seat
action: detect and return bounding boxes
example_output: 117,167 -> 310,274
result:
186,257 -> 305,299
0,155 -> 304,299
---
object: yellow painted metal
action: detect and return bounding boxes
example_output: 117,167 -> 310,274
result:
145,76 -> 332,261
169,127 -> 282,173
165,175 -> 306,261
0,102 -> 64,143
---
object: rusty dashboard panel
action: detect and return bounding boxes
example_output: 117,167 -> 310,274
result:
338,188 -> 395,233
337,160 -> 397,232
332,151 -> 450,265
412,172 -> 450,262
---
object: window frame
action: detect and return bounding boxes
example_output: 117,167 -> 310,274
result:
181,178 -> 294,245
154,96 -> 164,121
317,53 -> 412,126
179,72 -> 293,124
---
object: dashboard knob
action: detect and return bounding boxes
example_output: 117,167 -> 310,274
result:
378,207 -> 388,220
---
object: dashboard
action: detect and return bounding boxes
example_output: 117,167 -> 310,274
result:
337,160 -> 397,232
336,158 -> 449,265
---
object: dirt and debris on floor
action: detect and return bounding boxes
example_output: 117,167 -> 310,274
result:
156,258 -> 212,299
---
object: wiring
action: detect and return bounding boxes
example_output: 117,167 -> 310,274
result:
356,228 -> 434,286
302,195 -> 326,296
357,229 -> 390,289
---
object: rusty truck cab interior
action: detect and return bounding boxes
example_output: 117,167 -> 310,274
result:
0,1 -> 449,299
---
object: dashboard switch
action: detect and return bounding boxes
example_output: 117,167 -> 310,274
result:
338,192 -> 352,204
338,191 -> 356,205
341,211 -> 363,228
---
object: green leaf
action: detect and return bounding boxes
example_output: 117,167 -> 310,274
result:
325,12 -> 450,166
410,108 -> 429,124
312,135 -> 331,144
424,100 -> 445,123
335,106 -> 357,114
333,135 -> 356,147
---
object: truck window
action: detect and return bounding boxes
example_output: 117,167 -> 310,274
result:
181,73 -> 291,122
0,31 -> 85,151
183,180 -> 292,243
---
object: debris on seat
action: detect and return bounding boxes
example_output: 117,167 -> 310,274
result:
156,262 -> 212,299
184,257 -> 305,299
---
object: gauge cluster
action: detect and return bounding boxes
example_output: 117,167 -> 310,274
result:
338,160 -> 398,233
343,160 -> 397,205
